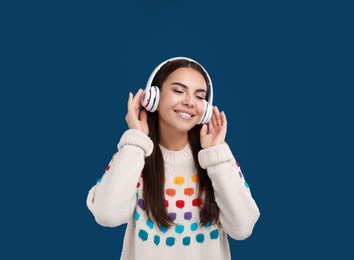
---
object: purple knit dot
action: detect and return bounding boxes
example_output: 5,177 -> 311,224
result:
169,212 -> 177,222
238,171 -> 243,178
138,199 -> 145,210
184,212 -> 192,220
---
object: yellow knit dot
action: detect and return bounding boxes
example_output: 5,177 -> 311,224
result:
174,176 -> 185,185
192,174 -> 199,183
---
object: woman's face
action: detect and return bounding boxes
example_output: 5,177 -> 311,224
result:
157,67 -> 207,134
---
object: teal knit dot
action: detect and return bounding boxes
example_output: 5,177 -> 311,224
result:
160,226 -> 168,234
138,229 -> 148,241
182,236 -> 191,246
175,225 -> 184,234
210,229 -> 219,240
196,234 -> 205,243
134,211 -> 140,221
191,222 -> 198,231
205,221 -> 211,228
154,235 -> 160,246
96,178 -> 102,184
166,237 -> 175,247
146,219 -> 154,229
244,181 -> 249,188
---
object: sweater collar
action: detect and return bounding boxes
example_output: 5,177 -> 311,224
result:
158,143 -> 193,165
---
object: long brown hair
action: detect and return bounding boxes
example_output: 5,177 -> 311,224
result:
142,59 -> 219,228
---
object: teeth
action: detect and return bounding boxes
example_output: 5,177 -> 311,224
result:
178,112 -> 192,118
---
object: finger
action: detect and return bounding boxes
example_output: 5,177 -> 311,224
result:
127,92 -> 133,109
208,117 -> 214,134
215,106 -> 222,126
134,89 -> 143,101
200,123 -> 208,137
221,111 -> 227,126
211,106 -> 220,127
139,108 -> 147,123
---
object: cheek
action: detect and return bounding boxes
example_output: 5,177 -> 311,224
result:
197,100 -> 206,115
159,93 -> 178,108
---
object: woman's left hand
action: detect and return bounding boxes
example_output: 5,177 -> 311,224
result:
200,106 -> 227,149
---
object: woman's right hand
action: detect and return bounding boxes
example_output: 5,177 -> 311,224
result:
125,89 -> 149,135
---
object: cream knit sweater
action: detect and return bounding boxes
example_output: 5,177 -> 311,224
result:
87,129 -> 260,259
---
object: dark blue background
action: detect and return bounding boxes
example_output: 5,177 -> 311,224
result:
1,0 -> 353,259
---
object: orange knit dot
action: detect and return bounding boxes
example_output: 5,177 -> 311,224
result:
184,187 -> 194,196
192,174 -> 199,183
166,188 -> 176,197
174,176 -> 185,185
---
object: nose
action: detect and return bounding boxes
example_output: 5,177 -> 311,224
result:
182,95 -> 196,107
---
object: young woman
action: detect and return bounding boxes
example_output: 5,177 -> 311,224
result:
86,57 -> 260,259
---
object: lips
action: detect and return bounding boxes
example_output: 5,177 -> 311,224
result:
175,110 -> 195,120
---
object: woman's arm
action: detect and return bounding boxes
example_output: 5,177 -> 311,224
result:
198,144 -> 260,240
86,129 -> 153,227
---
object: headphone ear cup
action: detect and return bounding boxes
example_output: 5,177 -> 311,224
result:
197,100 -> 213,125
150,86 -> 160,112
141,86 -> 160,112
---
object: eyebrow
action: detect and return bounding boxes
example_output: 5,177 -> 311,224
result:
170,82 -> 207,94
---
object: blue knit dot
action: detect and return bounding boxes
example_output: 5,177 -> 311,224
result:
175,225 -> 184,234
154,235 -> 160,246
182,236 -> 191,246
166,237 -> 175,247
146,219 -> 154,229
134,211 -> 140,221
210,229 -> 219,240
96,178 -> 102,184
160,226 -> 168,234
205,221 -> 211,228
244,181 -> 249,188
196,234 -> 205,243
191,222 -> 198,231
138,229 -> 148,241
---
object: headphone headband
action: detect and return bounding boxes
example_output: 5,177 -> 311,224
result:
145,57 -> 213,105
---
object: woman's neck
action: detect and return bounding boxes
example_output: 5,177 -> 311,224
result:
159,129 -> 188,151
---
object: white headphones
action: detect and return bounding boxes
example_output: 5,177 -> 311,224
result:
141,56 -> 213,125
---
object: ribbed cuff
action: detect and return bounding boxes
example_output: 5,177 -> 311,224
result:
117,129 -> 153,157
198,144 -> 234,169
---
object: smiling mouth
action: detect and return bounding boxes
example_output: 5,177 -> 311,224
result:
176,111 -> 194,120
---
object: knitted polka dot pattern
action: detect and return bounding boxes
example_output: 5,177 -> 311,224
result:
135,172 -> 220,247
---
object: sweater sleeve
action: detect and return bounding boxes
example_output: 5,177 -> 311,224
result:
86,129 -> 153,227
198,144 -> 260,240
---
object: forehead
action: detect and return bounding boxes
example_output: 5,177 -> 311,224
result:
165,67 -> 207,89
